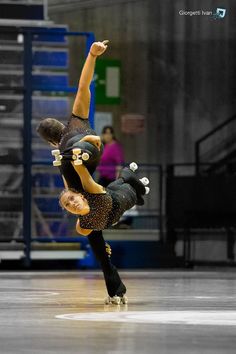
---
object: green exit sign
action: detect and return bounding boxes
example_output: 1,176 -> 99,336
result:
94,59 -> 121,105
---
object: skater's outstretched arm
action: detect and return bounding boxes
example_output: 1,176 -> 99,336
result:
72,40 -> 109,119
72,163 -> 105,194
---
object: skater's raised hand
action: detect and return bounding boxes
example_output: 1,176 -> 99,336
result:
90,40 -> 109,57
72,40 -> 109,119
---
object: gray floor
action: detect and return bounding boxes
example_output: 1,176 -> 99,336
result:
0,270 -> 236,354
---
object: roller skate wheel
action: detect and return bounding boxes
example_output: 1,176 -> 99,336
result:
51,149 -> 60,156
121,295 -> 128,304
104,295 -> 127,305
129,162 -> 138,172
72,148 -> 81,154
53,160 -> 61,167
82,152 -> 89,161
104,296 -> 121,305
111,296 -> 121,305
145,186 -> 150,195
140,177 -> 149,186
74,159 -> 83,166
104,296 -> 111,305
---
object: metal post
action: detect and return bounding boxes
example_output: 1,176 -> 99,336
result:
23,30 -> 33,267
195,141 -> 200,175
43,0 -> 48,20
159,165 -> 163,242
86,32 -> 96,129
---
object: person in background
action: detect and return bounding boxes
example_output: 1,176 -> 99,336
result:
98,126 -> 124,187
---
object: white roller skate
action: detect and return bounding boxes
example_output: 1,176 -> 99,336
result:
51,148 -> 90,166
129,162 -> 150,196
51,149 -> 62,166
104,295 -> 128,305
103,264 -> 127,305
139,177 -> 150,194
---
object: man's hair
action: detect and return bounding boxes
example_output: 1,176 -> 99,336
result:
36,118 -> 65,145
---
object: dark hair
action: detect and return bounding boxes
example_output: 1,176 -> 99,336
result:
101,125 -> 116,140
37,118 -> 65,145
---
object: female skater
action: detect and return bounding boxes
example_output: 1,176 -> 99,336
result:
60,162 -> 149,235
37,40 -> 128,304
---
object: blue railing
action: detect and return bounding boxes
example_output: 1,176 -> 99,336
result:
0,28 -> 95,265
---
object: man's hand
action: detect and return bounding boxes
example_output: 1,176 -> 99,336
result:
90,40 -> 109,57
80,134 -> 102,151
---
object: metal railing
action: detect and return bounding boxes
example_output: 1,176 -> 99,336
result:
195,114 -> 236,174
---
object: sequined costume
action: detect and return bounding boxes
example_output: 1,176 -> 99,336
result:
79,177 -> 139,231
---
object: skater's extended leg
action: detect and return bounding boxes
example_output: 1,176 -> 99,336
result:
87,231 -> 126,298
87,231 -> 112,273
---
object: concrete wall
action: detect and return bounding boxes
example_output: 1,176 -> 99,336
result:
49,0 -> 236,165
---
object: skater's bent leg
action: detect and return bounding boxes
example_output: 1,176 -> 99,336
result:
106,178 -> 125,191
119,167 -> 146,196
107,182 -> 138,211
108,175 -> 145,205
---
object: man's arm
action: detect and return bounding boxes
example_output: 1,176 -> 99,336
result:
72,40 -> 109,119
72,162 -> 105,194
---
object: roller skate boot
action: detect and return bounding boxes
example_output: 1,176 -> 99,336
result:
104,265 -> 128,305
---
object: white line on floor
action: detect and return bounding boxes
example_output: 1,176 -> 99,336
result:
56,311 -> 236,326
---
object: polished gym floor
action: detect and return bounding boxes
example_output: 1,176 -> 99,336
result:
0,270 -> 235,353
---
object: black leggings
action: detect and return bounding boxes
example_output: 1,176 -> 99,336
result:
107,178 -> 137,222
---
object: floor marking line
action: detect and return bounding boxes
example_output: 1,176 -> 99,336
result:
55,310 -> 236,326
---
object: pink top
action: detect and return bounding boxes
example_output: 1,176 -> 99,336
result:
98,141 -> 124,181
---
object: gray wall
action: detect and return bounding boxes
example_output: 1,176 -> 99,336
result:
49,0 -> 236,164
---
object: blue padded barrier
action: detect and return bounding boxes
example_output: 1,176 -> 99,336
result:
33,50 -> 68,68
32,27 -> 68,43
32,73 -> 68,88
32,97 -> 70,118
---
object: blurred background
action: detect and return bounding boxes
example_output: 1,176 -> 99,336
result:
0,0 -> 235,268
